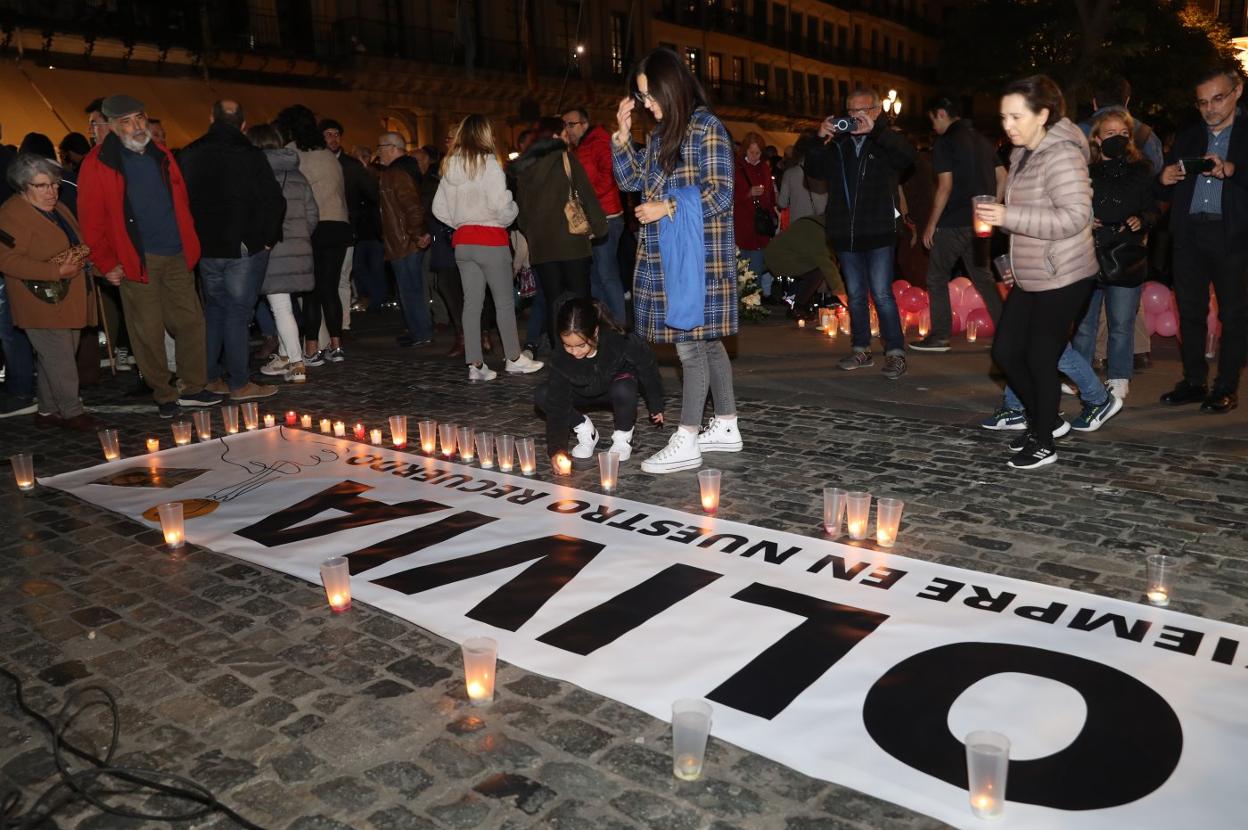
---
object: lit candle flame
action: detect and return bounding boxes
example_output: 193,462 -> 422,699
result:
320,419 -> 332,434
263,414 -> 276,428
702,496 -> 717,512
301,414 -> 313,428
146,438 -> 160,453
467,680 -> 485,698
370,429 -> 383,444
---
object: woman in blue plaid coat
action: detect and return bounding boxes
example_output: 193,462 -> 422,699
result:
612,47 -> 743,474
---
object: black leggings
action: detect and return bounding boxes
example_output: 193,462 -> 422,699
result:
535,375 -> 639,433
303,242 -> 348,341
991,278 -> 1095,443
534,257 -> 592,346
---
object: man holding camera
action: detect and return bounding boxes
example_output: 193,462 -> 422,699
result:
1158,63 -> 1248,413
804,86 -> 917,379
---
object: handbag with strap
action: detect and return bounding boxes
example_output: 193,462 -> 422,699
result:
744,162 -> 776,237
562,153 -> 592,236
1095,225 -> 1148,287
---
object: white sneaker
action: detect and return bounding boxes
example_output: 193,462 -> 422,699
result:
1061,383 -> 1077,396
260,354 -> 289,376
698,417 -> 743,452
1106,378 -> 1129,400
571,417 -> 599,459
641,429 -> 702,474
284,362 -> 307,383
610,429 -> 634,462
505,354 -> 544,374
469,362 -> 498,382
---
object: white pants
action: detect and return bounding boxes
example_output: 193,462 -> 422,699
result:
268,293 -> 304,365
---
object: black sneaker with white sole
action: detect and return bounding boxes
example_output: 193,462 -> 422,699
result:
1007,437 -> 1057,469
1009,418 -> 1070,451
909,336 -> 951,353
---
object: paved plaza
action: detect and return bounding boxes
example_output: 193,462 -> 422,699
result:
2,309 -> 1245,830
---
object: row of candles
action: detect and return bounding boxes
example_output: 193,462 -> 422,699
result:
796,307 -> 987,343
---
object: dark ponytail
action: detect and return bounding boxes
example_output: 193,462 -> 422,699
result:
554,295 -> 623,347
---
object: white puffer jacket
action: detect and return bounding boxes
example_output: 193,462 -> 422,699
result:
431,154 -> 518,229
1001,119 -> 1097,292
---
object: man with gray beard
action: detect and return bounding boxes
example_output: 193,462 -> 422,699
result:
78,94 -> 218,418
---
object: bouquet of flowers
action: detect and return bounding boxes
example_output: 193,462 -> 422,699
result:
737,255 -> 769,323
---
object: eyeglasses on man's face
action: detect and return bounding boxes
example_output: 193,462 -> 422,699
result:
847,105 -> 881,116
562,120 -> 586,129
1196,86 -> 1238,109
28,181 -> 60,193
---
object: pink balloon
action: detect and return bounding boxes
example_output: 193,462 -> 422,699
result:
1141,281 -> 1171,315
965,307 -> 995,337
892,279 -> 910,297
1154,310 -> 1178,338
901,286 -> 929,313
947,283 -> 965,308
961,286 -> 987,312
950,310 -> 965,335
1144,311 -> 1159,337
950,276 -> 974,294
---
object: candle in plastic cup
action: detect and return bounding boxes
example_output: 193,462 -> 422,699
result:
10,453 -> 35,491
846,491 -> 871,540
418,419 -> 438,453
1146,554 -> 1176,607
319,556 -> 351,613
262,413 -> 276,428
671,699 -> 713,781
370,428 -> 383,445
157,501 -> 185,549
517,437 -> 537,475
875,498 -> 904,548
972,195 -> 996,238
319,417 -> 332,434
285,410 -> 297,426
698,469 -> 722,514
598,451 -> 619,491
353,423 -> 367,440
222,405 -> 241,434
966,730 -> 1009,819
472,431 -> 494,468
823,487 -> 848,536
462,636 -> 498,707
191,410 -> 212,442
554,453 -> 572,476
496,434 -> 515,472
242,402 -> 260,430
333,420 -> 346,437
992,254 -> 1015,286
145,437 -> 161,454
967,320 -> 979,343
300,414 -> 313,429
98,429 -> 121,461
457,426 -> 475,461
389,415 -> 408,448
439,422 -> 458,457
171,420 -> 193,446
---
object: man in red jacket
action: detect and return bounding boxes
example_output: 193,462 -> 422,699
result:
563,107 -> 626,323
77,94 -> 217,418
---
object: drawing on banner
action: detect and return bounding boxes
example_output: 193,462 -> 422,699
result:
43,429 -> 1248,830
90,466 -> 209,489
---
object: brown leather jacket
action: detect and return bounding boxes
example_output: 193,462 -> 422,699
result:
379,155 -> 427,261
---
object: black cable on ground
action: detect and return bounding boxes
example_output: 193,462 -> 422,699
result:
0,666 -> 266,830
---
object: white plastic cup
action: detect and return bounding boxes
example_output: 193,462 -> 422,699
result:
157,501 -> 185,549
221,404 -> 241,434
439,422 -> 458,457
966,730 -> 1010,819
320,556 -> 352,613
517,437 -> 537,475
418,418 -> 438,453
972,194 -> 996,237
171,420 -> 193,446
993,254 -> 1015,286
875,498 -> 905,548
10,453 -> 35,491
241,402 -> 260,430
1146,554 -> 1176,607
476,431 -> 495,468
389,415 -> 408,448
846,491 -> 872,540
698,468 -> 722,514
598,451 -> 620,492
496,434 -> 515,472
462,636 -> 499,707
671,699 -> 713,781
457,426 -> 475,461
98,428 -> 121,461
191,410 -> 212,442
823,487 -> 847,536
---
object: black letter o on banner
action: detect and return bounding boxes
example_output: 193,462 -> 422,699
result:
862,642 -> 1182,811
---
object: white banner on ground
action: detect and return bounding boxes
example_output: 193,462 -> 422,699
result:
42,428 -> 1248,829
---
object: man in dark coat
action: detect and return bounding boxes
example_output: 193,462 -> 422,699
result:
178,99 -> 286,401
322,118 -> 383,318
1158,63 -> 1248,413
377,132 -> 433,346
805,85 -> 917,380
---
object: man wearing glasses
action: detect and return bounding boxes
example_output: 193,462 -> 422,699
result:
563,107 -> 626,322
805,85 -> 916,380
1158,62 -> 1248,413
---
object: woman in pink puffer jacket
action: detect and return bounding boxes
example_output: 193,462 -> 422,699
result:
975,75 -> 1100,470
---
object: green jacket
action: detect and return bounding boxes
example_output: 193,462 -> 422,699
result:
513,138 -> 607,265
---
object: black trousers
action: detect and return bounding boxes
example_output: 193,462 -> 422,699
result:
303,243 -> 347,341
1173,223 -> 1248,392
534,257 -> 592,346
991,278 -> 1095,445
534,375 -> 639,433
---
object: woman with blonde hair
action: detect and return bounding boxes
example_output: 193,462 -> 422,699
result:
433,114 -> 543,380
1071,107 -> 1158,403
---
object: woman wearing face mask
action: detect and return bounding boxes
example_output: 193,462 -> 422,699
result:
734,132 -> 778,300
1071,108 -> 1158,403
973,76 -> 1105,470
612,47 -> 741,474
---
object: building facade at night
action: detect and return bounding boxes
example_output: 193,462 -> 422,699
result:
1,0 -> 941,152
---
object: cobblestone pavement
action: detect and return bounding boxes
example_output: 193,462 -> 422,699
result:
2,311 -> 1245,830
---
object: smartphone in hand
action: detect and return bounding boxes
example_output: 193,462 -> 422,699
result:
1180,157 -> 1216,175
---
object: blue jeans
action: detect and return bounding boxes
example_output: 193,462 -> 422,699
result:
526,280 -> 547,346
254,297 -> 277,337
200,250 -> 269,391
836,246 -> 905,354
0,280 -> 35,400
353,240 -> 387,307
590,215 -> 627,323
1072,284 -> 1143,380
744,248 -> 773,297
392,250 -> 433,341
1004,344 -> 1107,411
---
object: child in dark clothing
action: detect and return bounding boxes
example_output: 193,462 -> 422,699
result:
535,297 -> 665,473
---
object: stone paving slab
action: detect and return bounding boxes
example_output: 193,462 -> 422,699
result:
1,314 -> 1245,830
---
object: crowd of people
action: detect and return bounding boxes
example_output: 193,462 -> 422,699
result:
0,49 -> 1243,473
